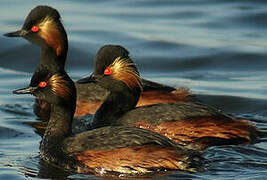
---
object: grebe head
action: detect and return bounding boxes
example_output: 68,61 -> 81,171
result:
4,5 -> 67,58
13,68 -> 75,106
79,56 -> 142,93
93,45 -> 130,75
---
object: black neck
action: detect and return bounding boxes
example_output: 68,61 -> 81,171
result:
40,42 -> 66,68
57,23 -> 68,65
40,103 -> 74,161
40,46 -> 63,68
91,88 -> 140,128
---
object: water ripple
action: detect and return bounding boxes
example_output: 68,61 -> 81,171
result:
0,0 -> 267,179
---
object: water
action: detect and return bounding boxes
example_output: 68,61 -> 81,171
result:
0,0 -> 267,179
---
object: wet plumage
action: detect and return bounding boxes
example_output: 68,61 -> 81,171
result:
85,56 -> 261,150
13,62 -> 202,175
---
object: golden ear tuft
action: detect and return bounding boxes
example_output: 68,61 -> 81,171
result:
38,16 -> 56,32
48,74 -> 72,98
108,57 -> 143,91
38,16 -> 62,56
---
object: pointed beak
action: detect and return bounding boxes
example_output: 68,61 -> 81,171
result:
76,74 -> 96,84
4,29 -> 28,37
13,86 -> 36,94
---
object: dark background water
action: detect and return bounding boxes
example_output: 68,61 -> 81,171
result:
0,0 -> 267,179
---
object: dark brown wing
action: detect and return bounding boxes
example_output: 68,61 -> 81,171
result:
75,144 -> 199,174
62,126 -> 201,174
119,102 -> 260,149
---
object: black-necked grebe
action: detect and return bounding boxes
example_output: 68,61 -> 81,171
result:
4,6 -> 193,119
79,56 -> 261,150
13,65 -> 201,175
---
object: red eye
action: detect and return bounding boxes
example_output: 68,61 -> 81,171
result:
31,25 -> 39,32
104,67 -> 112,75
39,81 -> 47,87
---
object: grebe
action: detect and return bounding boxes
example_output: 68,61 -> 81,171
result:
79,56 -> 261,150
13,64 -> 201,175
